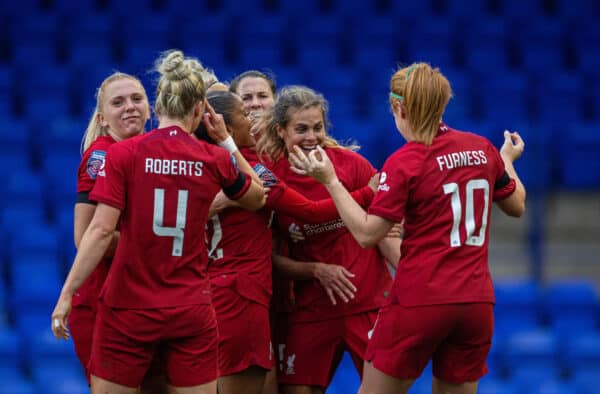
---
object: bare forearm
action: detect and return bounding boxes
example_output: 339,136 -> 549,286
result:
273,253 -> 318,280
324,179 -> 374,247
502,156 -> 526,205
377,237 -> 401,268
61,226 -> 114,297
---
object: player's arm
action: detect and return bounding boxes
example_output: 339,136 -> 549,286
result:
272,253 -> 356,305
272,184 -> 374,223
289,146 -> 393,248
75,195 -> 120,257
52,203 -> 121,340
376,222 -> 403,268
496,130 -> 526,217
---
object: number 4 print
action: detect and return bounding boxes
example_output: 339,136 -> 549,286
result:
443,179 -> 489,247
153,188 -> 188,257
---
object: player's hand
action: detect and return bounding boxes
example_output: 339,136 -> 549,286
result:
313,263 -> 356,306
288,223 -> 305,243
368,173 -> 381,193
202,99 -> 229,143
386,221 -> 404,239
500,130 -> 525,162
211,190 -> 239,214
289,146 -> 338,185
51,294 -> 72,340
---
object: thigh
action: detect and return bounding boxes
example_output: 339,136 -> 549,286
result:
364,304 -> 453,380
432,303 -> 493,384
164,304 -> 219,387
278,319 -> 344,388
69,305 -> 96,382
215,290 -> 273,376
89,303 -> 158,388
343,310 -> 379,376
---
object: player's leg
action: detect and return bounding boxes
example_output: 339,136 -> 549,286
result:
91,375 -> 138,394
169,380 -> 217,394
261,366 -> 279,394
431,303 -> 493,394
432,377 -> 478,394
218,366 -> 267,394
358,361 -> 414,394
278,318 -> 344,394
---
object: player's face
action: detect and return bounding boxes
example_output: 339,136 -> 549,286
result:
99,78 -> 150,141
228,96 -> 254,148
278,106 -> 325,154
237,77 -> 275,118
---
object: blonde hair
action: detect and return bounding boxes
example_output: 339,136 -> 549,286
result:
390,62 -> 452,145
81,72 -> 147,153
154,49 -> 206,120
256,85 -> 357,161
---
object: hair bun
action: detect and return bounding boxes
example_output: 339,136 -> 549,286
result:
157,50 -> 189,81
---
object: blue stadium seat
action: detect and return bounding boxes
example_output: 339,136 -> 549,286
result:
499,0 -> 544,21
463,44 -> 510,75
503,329 -> 560,383
517,378 -> 579,394
508,123 -> 553,192
41,152 -> 81,209
9,257 -> 62,314
409,45 -> 454,70
24,96 -> 72,123
0,376 -> 35,394
239,43 -> 284,71
1,206 -> 47,236
8,223 -> 60,262
564,333 -> 600,376
560,121 -> 600,188
0,117 -> 31,171
478,377 -> 519,394
535,74 -> 583,123
494,280 -> 542,334
0,328 -> 24,376
544,280 -> 598,338
2,169 -> 43,209
27,330 -> 82,373
572,369 -> 598,394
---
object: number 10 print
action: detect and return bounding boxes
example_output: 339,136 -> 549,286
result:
443,179 -> 489,247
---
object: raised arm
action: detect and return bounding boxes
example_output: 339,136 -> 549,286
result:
289,146 -> 393,247
496,130 -> 526,217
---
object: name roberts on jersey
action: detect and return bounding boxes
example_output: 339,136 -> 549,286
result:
145,158 -> 204,176
436,150 -> 488,171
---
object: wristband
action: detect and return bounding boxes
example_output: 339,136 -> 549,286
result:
218,136 -> 238,154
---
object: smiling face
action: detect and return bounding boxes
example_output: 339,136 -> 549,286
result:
227,95 -> 254,147
277,105 -> 325,154
97,78 -> 150,141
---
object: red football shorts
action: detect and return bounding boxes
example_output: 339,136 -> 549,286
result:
89,302 -> 218,388
68,305 -> 96,384
277,310 -> 378,388
212,286 -> 274,376
365,302 -> 493,383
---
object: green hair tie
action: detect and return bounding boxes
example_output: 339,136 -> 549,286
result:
389,92 -> 404,101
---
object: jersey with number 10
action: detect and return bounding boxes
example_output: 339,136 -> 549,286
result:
368,125 -> 516,307
90,126 -> 249,309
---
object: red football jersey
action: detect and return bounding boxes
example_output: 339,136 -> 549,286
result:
72,135 -> 115,308
272,147 -> 393,322
90,126 -> 250,309
207,148 -> 285,307
368,125 -> 516,306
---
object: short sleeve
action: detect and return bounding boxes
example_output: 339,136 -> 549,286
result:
89,143 -> 129,210
367,150 -> 411,223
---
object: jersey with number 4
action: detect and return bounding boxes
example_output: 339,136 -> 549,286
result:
369,125 -> 516,306
90,126 -> 250,309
